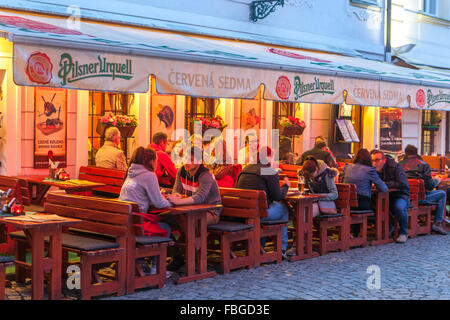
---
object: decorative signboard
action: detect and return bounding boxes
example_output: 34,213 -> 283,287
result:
34,87 -> 67,168
151,80 -> 176,141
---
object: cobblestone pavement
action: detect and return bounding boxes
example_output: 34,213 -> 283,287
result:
5,234 -> 449,300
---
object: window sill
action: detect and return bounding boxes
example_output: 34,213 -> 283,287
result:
417,12 -> 450,27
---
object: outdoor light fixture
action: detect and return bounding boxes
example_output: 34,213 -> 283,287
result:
250,0 -> 284,22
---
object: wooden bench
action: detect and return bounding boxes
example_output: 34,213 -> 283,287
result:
0,175 -> 31,255
421,155 -> 445,174
0,175 -> 31,206
218,188 -> 287,268
207,188 -> 256,274
279,164 -> 301,189
415,180 -> 434,236
10,193 -> 174,298
345,184 -> 375,249
78,166 -> 126,197
0,255 -> 14,300
312,184 -> 347,255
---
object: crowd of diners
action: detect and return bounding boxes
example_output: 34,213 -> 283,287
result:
94,127 -> 448,275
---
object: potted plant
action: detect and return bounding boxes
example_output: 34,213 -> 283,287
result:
192,115 -> 227,135
280,116 -> 306,136
96,112 -> 138,138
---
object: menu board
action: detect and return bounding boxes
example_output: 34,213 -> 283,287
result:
336,119 -> 353,143
344,119 -> 360,143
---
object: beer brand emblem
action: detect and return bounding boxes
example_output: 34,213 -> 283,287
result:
416,89 -> 425,108
25,52 -> 53,84
276,76 -> 291,100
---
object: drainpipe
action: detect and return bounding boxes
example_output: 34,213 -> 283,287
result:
385,0 -> 392,62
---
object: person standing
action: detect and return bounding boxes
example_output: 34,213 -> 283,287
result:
370,150 -> 410,243
398,145 -> 447,235
148,132 -> 178,188
95,126 -> 127,171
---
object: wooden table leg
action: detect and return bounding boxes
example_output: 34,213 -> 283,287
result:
289,198 -> 319,262
30,229 -> 45,300
371,192 -> 391,246
176,211 -> 216,284
47,227 -> 62,300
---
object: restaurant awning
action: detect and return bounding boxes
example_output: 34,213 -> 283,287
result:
1,10 -> 450,110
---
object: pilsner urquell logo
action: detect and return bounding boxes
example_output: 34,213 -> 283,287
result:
293,76 -> 335,100
426,89 -> 450,107
58,53 -> 133,85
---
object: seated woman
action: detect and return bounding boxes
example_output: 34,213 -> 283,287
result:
120,147 -> 172,217
341,148 -> 388,210
299,156 -> 339,217
235,146 -> 291,259
119,147 -> 172,274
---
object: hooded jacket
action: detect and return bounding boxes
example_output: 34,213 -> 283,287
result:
119,163 -> 171,213
377,155 -> 410,200
301,160 -> 339,202
398,155 -> 437,191
173,164 -> 222,216
236,163 -> 288,206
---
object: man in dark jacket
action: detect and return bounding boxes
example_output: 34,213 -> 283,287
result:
236,146 -> 291,259
398,145 -> 447,235
370,150 -> 410,243
296,136 -> 338,168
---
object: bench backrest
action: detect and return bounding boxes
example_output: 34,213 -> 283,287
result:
0,175 -> 31,206
78,166 -> 126,196
219,187 -> 268,220
407,179 -> 422,207
420,155 -> 445,174
335,183 -> 352,213
44,192 -> 133,238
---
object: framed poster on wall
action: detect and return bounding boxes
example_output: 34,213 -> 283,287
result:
34,87 -> 67,168
151,80 -> 176,141
380,108 -> 402,152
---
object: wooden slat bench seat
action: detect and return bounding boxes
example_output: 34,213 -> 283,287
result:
0,255 -> 14,300
78,166 -> 126,197
415,180 -> 433,236
279,164 -> 301,189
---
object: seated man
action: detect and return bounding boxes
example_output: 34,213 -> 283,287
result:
398,145 -> 447,235
165,146 -> 223,271
95,126 -> 127,171
370,149 -> 410,243
148,132 -> 178,188
167,146 -> 222,225
296,136 -> 338,168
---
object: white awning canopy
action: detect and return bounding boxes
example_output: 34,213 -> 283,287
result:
2,10 -> 450,110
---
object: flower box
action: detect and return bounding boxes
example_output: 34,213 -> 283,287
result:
280,125 -> 305,136
96,119 -> 136,138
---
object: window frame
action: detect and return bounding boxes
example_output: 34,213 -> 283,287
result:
422,0 -> 439,17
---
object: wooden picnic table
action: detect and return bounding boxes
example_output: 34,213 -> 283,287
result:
0,213 -> 81,300
168,203 -> 222,284
17,175 -> 106,205
284,192 -> 325,261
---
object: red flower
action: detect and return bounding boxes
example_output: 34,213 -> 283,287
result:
48,150 -> 54,160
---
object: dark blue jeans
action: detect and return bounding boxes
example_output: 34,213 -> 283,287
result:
425,190 -> 447,223
390,197 -> 409,236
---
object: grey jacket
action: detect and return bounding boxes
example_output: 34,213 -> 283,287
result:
342,163 -> 388,198
119,163 -> 172,212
